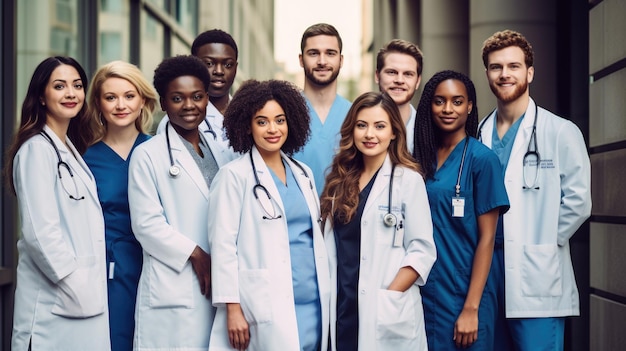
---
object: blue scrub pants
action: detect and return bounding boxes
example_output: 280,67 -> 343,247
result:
493,245 -> 566,351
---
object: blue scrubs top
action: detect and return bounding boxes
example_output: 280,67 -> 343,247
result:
293,95 -> 351,194
333,171 -> 378,351
270,162 -> 321,351
421,137 -> 509,351
83,133 -> 150,351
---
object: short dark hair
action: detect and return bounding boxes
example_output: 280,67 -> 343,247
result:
153,55 -> 211,97
376,39 -> 423,76
224,79 -> 310,155
191,29 -> 238,59
481,29 -> 534,68
300,23 -> 343,53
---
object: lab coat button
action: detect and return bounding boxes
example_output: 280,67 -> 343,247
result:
361,256 -> 367,260
360,289 -> 366,294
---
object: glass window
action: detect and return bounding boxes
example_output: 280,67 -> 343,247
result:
16,0 -> 80,121
175,0 -> 197,35
140,12 -> 164,84
98,0 -> 130,65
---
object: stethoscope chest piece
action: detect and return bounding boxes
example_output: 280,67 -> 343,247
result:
383,212 -> 397,227
169,165 -> 180,178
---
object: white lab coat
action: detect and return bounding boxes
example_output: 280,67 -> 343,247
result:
11,125 -> 110,351
479,98 -> 592,318
128,124 -> 226,350
208,147 -> 330,351
324,156 -> 436,351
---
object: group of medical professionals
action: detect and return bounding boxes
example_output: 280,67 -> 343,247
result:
4,21 -> 591,351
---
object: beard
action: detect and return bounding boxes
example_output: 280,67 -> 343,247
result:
304,65 -> 340,87
490,78 -> 528,103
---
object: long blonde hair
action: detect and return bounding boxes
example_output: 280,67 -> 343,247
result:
320,92 -> 421,225
85,61 -> 158,145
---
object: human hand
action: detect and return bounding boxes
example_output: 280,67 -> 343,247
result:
227,303 -> 250,350
453,307 -> 478,348
189,246 -> 211,298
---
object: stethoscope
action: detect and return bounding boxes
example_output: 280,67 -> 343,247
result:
166,119 -> 216,178
382,164 -> 398,227
249,150 -> 317,221
40,130 -> 85,201
478,104 -> 540,190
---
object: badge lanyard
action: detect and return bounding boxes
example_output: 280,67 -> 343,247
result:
452,137 -> 470,218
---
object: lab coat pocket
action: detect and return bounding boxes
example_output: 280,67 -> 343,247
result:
148,260 -> 194,308
521,244 -> 562,297
239,269 -> 272,325
51,255 -> 105,318
376,289 -> 416,340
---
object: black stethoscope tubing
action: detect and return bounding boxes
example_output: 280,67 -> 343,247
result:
165,119 -> 216,178
477,104 -> 539,189
249,150 -> 315,220
40,130 -> 85,201
382,164 -> 397,227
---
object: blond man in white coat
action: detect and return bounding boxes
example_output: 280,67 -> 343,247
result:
208,80 -> 330,351
128,55 -> 225,350
320,92 -> 436,351
479,30 -> 591,351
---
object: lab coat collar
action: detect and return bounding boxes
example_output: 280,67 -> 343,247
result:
166,123 -> 209,200
250,146 -> 285,215
508,98 -> 538,163
363,154 -> 395,215
42,125 -> 100,205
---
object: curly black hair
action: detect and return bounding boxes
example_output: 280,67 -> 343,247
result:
224,79 -> 310,155
191,29 -> 238,59
153,55 -> 211,98
413,70 -> 479,180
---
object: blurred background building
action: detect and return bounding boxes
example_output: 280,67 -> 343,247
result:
0,0 -> 623,349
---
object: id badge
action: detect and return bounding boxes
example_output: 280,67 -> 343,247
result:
452,197 -> 465,217
393,220 -> 404,247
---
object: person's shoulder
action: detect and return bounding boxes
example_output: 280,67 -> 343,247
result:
468,137 -> 498,158
395,164 -> 425,183
537,106 -> 584,136
220,152 -> 249,172
335,94 -> 352,108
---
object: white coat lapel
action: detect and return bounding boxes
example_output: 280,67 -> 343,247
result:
43,125 -> 100,205
168,124 -> 209,200
479,110 -> 496,147
362,155 -> 393,215
251,146 -> 285,214
509,99 -> 537,165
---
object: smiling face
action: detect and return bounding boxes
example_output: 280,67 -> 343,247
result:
160,75 -> 208,140
353,105 -> 396,165
375,52 -> 421,106
431,79 -> 473,138
43,64 -> 85,128
99,77 -> 145,132
250,99 -> 288,160
486,45 -> 534,103
195,43 -> 238,100
299,35 -> 343,87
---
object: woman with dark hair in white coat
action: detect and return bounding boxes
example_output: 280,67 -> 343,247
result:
5,56 -> 110,351
208,79 -> 330,351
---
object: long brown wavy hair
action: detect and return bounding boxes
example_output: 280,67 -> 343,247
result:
320,92 -> 421,225
3,56 -> 89,195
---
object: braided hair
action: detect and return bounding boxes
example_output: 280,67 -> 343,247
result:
413,70 -> 478,180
